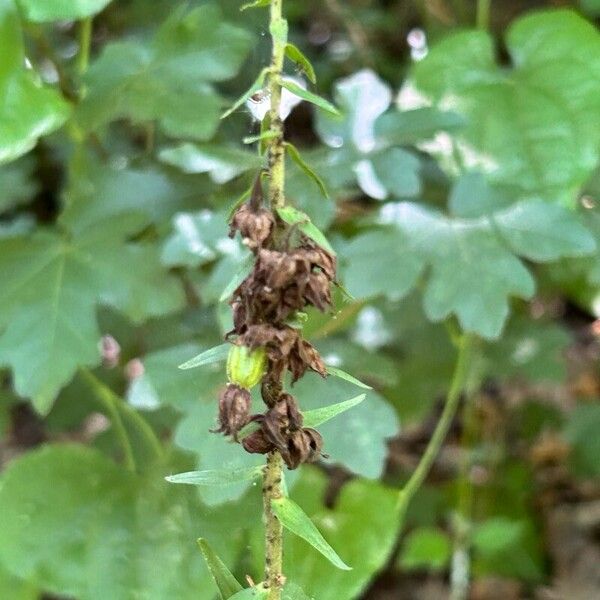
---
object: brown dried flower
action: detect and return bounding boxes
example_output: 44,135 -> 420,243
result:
212,384 -> 251,439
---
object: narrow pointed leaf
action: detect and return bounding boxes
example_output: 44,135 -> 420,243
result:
243,131 -> 278,144
219,255 -> 254,302
271,497 -> 352,571
178,343 -> 230,370
166,465 -> 264,486
276,206 -> 336,255
222,68 -> 268,119
302,394 -> 366,428
197,538 -> 243,599
326,366 -> 372,389
240,0 -> 271,10
285,43 -> 316,83
280,80 -> 340,116
285,142 -> 328,199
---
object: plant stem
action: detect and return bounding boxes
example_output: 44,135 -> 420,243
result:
266,0 -> 286,210
79,368 -> 164,471
77,17 -> 92,77
397,333 -> 474,523
476,0 -> 491,31
263,451 -> 284,598
263,0 -> 287,596
79,368 -> 136,472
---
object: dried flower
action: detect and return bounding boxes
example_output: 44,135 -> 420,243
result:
212,384 -> 251,439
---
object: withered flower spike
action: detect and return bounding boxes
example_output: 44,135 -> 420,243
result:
212,384 -> 251,439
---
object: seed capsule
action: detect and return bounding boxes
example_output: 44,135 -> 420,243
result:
226,344 -> 267,389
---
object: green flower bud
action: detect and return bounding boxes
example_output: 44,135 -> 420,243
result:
226,344 -> 267,389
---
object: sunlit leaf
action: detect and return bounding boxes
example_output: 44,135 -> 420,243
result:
197,538 -> 243,599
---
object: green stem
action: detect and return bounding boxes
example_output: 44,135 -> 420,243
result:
77,17 -> 92,76
476,0 -> 491,31
79,368 -> 164,471
263,0 -> 287,597
397,333 -> 474,522
450,391 -> 478,600
79,368 -> 136,472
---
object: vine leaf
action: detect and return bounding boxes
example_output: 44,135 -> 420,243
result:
18,0 -> 113,21
178,343 -> 230,370
284,142 -> 328,199
197,538 -> 244,599
166,466 -> 264,486
77,4 -> 253,139
0,0 -> 70,164
271,497 -> 352,571
405,10 -> 600,204
276,206 -> 336,255
0,445 -> 238,598
0,220 -> 184,413
302,394 -> 366,428
285,43 -> 316,83
159,144 -> 263,183
280,80 -> 340,116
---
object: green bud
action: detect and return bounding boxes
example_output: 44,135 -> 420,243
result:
226,344 -> 267,389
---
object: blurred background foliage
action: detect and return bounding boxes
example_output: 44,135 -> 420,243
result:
0,0 -> 599,598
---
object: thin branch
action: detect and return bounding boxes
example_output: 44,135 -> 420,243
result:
397,333 -> 474,522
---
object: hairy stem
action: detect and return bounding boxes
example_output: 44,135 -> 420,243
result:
267,0 -> 286,210
263,451 -> 284,597
263,0 -> 287,596
397,334 -> 474,522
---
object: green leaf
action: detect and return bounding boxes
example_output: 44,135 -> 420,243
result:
325,366 -> 372,389
0,445 -> 240,600
341,228 -> 424,301
368,148 -> 421,199
283,583 -> 313,600
293,374 -> 397,478
197,538 -> 243,599
77,4 -> 252,139
406,10 -> 600,205
473,517 -> 525,555
0,0 -> 70,164
0,222 -> 184,413
280,80 -> 339,116
399,527 -> 451,571
0,565 -> 37,600
60,151 -> 203,234
302,394 -> 365,428
276,206 -> 335,255
178,343 -> 230,370
240,0 -> 271,11
159,144 -> 263,183
285,43 -> 316,83
284,142 -> 328,199
221,67 -> 268,119
271,497 -> 351,571
219,255 -> 254,302
282,469 -> 399,599
315,69 -> 391,151
374,107 -> 465,146
166,466 -> 264,486
17,0 -> 112,21
0,156 -> 38,212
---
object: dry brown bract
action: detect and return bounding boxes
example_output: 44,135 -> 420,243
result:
229,204 -> 274,250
